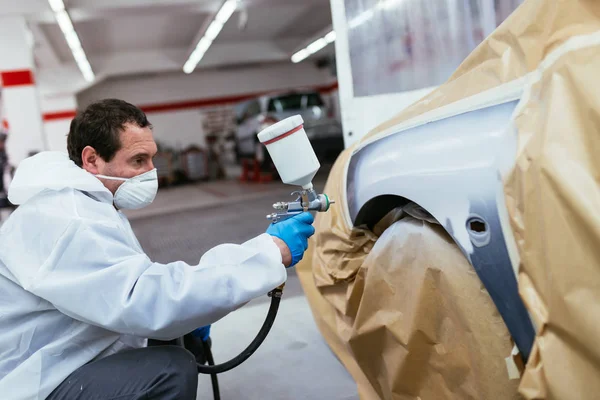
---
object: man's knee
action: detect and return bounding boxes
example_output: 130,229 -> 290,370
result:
150,346 -> 198,399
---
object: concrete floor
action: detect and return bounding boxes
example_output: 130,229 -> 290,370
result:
128,173 -> 360,400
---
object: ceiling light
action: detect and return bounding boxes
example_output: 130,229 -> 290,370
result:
197,37 -> 213,54
183,60 -> 197,74
378,0 -> 403,10
54,10 -> 74,34
47,0 -> 65,12
306,38 -> 328,54
215,0 -> 237,23
291,30 -> 335,64
48,1 -> 95,82
291,49 -> 310,63
348,9 -> 374,29
346,0 -> 401,31
64,29 -> 82,50
183,0 -> 237,74
205,20 -> 224,41
324,31 -> 337,43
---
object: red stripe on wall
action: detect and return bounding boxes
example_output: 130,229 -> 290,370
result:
319,82 -> 339,94
0,70 -> 35,87
139,93 -> 264,114
139,81 -> 339,114
35,81 -> 340,122
42,110 -> 77,122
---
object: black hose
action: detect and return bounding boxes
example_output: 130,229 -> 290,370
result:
202,340 -> 220,400
196,286 -> 283,374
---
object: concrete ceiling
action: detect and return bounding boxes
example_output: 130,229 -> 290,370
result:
1,0 -> 334,95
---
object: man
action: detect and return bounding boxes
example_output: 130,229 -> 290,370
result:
0,99 -> 315,399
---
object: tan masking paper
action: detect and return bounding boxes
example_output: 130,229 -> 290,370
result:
299,209 -> 521,399
297,0 -> 600,398
504,36 -> 600,400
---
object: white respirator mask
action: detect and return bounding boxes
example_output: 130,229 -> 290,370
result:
96,168 -> 158,210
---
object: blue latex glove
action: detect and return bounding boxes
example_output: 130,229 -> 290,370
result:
266,212 -> 315,267
192,325 -> 211,341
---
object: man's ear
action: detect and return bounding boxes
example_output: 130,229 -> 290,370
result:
81,146 -> 101,175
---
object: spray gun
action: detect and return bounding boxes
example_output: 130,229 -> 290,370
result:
194,115 -> 334,400
267,188 -> 334,223
257,115 -> 335,223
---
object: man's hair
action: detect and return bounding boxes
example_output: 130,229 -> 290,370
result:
67,98 -> 152,167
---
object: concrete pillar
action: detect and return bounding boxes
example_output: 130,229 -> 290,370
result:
0,16 -> 47,166
40,94 -> 77,153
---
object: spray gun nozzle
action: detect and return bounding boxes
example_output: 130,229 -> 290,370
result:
273,202 -> 288,210
267,187 -> 334,223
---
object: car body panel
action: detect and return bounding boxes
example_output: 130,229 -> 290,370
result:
346,100 -> 535,360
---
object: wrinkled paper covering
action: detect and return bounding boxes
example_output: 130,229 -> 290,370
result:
299,214 -> 521,399
297,0 -> 600,398
504,17 -> 600,400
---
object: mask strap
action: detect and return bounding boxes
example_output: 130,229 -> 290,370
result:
96,174 -> 128,182
96,169 -> 157,182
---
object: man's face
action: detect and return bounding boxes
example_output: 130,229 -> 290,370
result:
88,123 -> 158,195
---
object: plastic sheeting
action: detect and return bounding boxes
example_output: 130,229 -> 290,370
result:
297,0 -> 600,398
344,0 -> 522,96
360,0 -> 600,144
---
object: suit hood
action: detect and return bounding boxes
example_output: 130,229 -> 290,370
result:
8,151 -> 113,205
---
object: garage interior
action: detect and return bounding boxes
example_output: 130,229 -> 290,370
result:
1,0 -> 599,399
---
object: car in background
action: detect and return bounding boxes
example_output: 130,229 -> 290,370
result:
235,90 -> 344,164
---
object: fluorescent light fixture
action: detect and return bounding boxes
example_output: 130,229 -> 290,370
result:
183,60 -> 196,74
78,58 -> 95,82
306,38 -> 328,54
48,1 -> 95,82
64,29 -> 82,51
379,0 -> 403,10
290,0 -> 396,64
324,31 -> 337,43
348,9 -> 374,29
47,0 -> 65,12
347,0 -> 402,30
215,0 -> 237,23
197,37 -> 213,53
291,49 -> 310,63
291,30 -> 335,64
205,20 -> 224,41
54,10 -> 74,34
183,0 -> 237,74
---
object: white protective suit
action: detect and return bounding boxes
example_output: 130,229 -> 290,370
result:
0,151 -> 287,399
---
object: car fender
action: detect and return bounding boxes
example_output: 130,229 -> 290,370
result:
345,100 -> 536,360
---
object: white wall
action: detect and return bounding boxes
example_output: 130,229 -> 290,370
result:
0,16 -> 46,165
78,62 -> 336,149
40,94 -> 78,153
44,120 -> 70,152
147,110 -> 206,150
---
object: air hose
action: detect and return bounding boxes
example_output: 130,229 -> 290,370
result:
195,284 -> 284,400
202,340 -> 220,400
